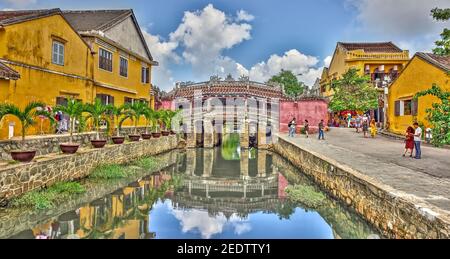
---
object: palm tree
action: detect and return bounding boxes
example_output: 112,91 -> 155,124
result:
1,101 -> 53,143
152,109 -> 163,133
125,101 -> 148,135
161,109 -> 179,132
106,104 -> 127,137
83,98 -> 110,140
54,98 -> 83,143
143,107 -> 155,134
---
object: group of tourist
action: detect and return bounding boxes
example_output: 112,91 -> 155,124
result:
403,122 -> 422,159
288,118 -> 325,140
353,114 -> 377,138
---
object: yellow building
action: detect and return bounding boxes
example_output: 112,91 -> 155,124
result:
320,42 -> 410,123
388,52 -> 450,135
0,8 -> 158,139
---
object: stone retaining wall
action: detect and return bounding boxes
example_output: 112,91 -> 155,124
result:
273,137 -> 450,239
0,150 -> 180,239
0,127 -> 156,160
0,135 -> 179,204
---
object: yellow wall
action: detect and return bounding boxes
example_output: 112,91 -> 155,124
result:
321,44 -> 409,100
0,14 -> 94,139
0,13 -> 155,139
388,56 -> 450,134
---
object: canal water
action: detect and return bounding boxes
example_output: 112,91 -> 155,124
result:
1,135 -> 379,239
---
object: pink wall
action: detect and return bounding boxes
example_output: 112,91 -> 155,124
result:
156,100 -> 173,110
279,99 -> 328,133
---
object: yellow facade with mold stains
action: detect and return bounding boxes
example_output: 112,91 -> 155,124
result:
0,11 -> 155,139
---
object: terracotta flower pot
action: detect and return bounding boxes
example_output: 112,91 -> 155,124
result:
91,140 -> 107,148
60,143 -> 80,154
152,132 -> 161,138
111,136 -> 125,145
10,150 -> 36,163
162,131 -> 170,136
141,133 -> 152,140
128,135 -> 141,142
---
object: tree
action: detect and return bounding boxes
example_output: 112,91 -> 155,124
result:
54,98 -> 84,143
329,68 -> 378,112
83,98 -> 110,140
0,101 -> 53,142
268,70 -> 305,98
415,84 -> 450,147
142,107 -> 155,134
125,101 -> 148,135
431,8 -> 450,56
106,104 -> 127,137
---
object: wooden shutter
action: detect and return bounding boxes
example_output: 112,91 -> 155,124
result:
109,95 -> 114,106
146,68 -> 150,83
395,101 -> 400,116
412,99 -> 418,116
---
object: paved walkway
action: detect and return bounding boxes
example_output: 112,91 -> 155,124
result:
278,128 -> 450,214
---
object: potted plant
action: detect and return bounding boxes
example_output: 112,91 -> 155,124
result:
55,98 -> 84,154
84,98 -> 110,148
107,104 -> 127,144
162,109 -> 179,136
126,101 -> 147,141
0,101 -> 54,162
142,107 -> 154,140
151,110 -> 163,138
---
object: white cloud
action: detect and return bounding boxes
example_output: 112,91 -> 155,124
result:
346,0 -> 450,54
323,56 -> 332,67
236,9 -> 255,22
169,4 -> 252,79
247,49 -> 321,86
142,30 -> 180,89
169,205 -> 250,239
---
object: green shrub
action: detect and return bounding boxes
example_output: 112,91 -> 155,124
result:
10,182 -> 86,210
285,184 -> 326,208
134,157 -> 158,170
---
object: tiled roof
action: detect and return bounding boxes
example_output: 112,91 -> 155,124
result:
62,10 -> 132,31
0,61 -> 20,80
0,8 -> 61,26
338,42 -> 403,53
416,52 -> 450,72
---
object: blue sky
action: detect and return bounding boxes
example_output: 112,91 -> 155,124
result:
1,0 -> 449,90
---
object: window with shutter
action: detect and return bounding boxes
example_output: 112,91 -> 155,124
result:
99,48 -> 113,72
395,101 -> 400,116
146,68 -> 150,83
412,99 -> 418,116
56,96 -> 68,106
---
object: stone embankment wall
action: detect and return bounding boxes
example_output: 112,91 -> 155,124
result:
273,137 -> 450,239
0,135 -> 178,204
0,127 -> 152,160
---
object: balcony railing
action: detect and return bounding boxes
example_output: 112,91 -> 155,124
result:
346,51 -> 410,61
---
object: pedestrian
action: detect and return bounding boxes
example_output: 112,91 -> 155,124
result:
318,119 -> 325,140
413,122 -> 422,159
362,118 -> 369,138
347,113 -> 352,128
370,119 -> 377,138
288,118 -> 296,137
304,120 -> 309,138
403,126 -> 415,157
355,115 -> 361,133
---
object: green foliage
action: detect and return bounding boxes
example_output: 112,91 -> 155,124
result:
431,8 -> 450,56
0,101 -> 53,141
329,68 -> 378,112
414,84 -> 450,146
83,98 -> 110,140
285,184 -> 326,209
90,164 -> 134,179
125,101 -> 149,134
106,104 -> 127,137
54,98 -> 84,142
268,70 -> 305,98
10,182 -> 86,210
134,157 -> 159,171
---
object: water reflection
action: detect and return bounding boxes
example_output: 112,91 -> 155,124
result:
5,148 -> 379,239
